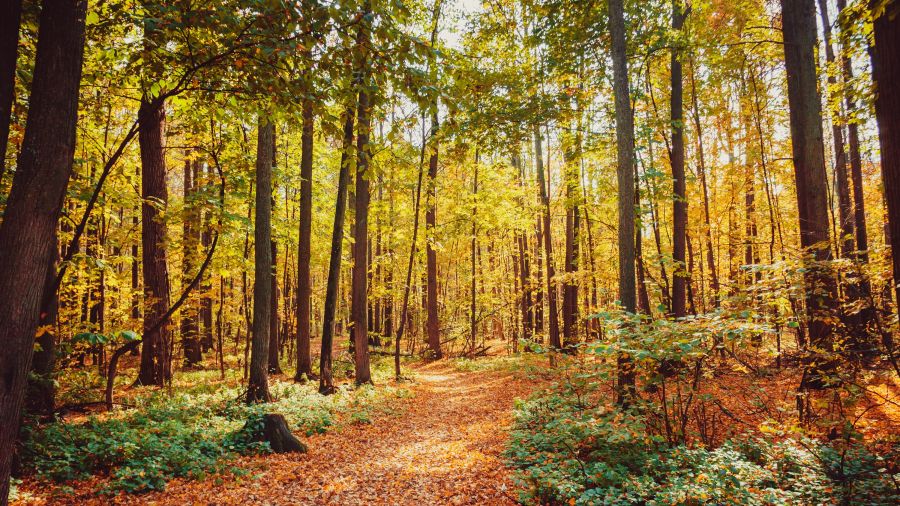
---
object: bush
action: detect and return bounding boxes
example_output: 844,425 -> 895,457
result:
506,389 -> 899,505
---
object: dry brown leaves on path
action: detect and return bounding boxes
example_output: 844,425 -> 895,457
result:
44,361 -> 540,505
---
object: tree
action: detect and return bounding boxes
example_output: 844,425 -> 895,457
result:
319,107 -> 355,394
425,0 -> 444,360
670,0 -> 688,318
136,95 -> 173,387
870,0 -> 900,313
780,0 -> 838,395
247,118 -> 275,404
0,1 -> 87,501
295,96 -> 314,381
609,0 -> 636,404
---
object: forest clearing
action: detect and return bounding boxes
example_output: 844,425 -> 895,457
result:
1,0 -> 900,504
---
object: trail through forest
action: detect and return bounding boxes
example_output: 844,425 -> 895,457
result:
66,361 -> 539,505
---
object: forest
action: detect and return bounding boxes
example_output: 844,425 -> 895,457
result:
0,0 -> 899,504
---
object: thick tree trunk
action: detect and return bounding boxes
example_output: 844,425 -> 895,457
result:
609,0 -> 636,404
319,108 -> 355,394
352,85 -> 373,384
247,118 -> 274,404
137,97 -> 173,387
295,97 -> 314,381
671,0 -> 688,318
0,0 -> 22,179
781,0 -> 839,393
562,120 -> 580,348
870,0 -> 900,315
534,125 -> 561,350
0,2 -> 86,502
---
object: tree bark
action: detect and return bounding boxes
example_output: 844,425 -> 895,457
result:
295,97 -> 314,381
534,125 -> 561,350
0,1 -> 86,501
182,156 -> 202,366
247,118 -> 274,404
137,96 -> 173,387
870,0 -> 900,315
609,0 -> 637,404
671,0 -> 688,318
319,108 -> 355,394
425,109 -> 442,359
781,0 -> 839,393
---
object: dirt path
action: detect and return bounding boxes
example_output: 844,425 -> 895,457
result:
107,361 -> 538,505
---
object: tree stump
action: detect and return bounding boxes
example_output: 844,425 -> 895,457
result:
248,413 -> 307,453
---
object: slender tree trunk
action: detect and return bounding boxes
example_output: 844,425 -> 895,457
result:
0,2 -> 86,501
247,118 -> 275,404
425,109 -> 442,359
319,108 -> 355,394
469,151 -> 479,352
295,97 -> 314,380
781,0 -> 839,395
818,0 -> 855,258
182,156 -> 202,366
534,125 -> 561,350
836,0 -> 868,260
269,240 -> 282,374
562,118 -> 581,348
671,0 -> 688,318
137,96 -> 172,387
610,0 -> 637,404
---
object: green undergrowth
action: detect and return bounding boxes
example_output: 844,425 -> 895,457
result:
506,376 -> 900,506
20,354 -> 414,495
450,350 -> 547,374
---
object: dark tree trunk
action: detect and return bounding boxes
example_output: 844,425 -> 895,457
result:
319,108 -> 355,394
27,241 -> 60,416
269,240 -> 281,374
781,0 -> 839,393
533,217 -> 544,333
247,118 -> 274,404
671,0 -> 688,318
352,83 -> 373,384
818,0 -> 855,258
425,109 -> 442,359
534,125 -> 561,350
0,1 -> 86,501
182,156 -> 202,366
295,97 -> 314,381
562,120 -> 580,348
870,0 -> 900,315
0,0 -> 22,179
137,96 -> 172,387
610,0 -> 637,404
837,0 -> 868,260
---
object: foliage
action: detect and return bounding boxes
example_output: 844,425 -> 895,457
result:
20,373 -> 408,494
506,385 -> 900,505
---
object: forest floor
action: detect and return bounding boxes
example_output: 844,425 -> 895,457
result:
22,356 -> 546,505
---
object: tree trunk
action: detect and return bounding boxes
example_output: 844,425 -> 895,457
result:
562,118 -> 580,348
870,0 -> 900,316
609,0 -> 637,404
425,109 -> 442,359
781,0 -> 839,394
352,85 -> 373,383
671,0 -> 688,318
137,96 -> 173,387
247,118 -> 274,404
182,156 -> 202,366
0,1 -> 86,501
818,0 -> 855,258
534,125 -> 561,350
269,240 -> 281,374
295,97 -> 314,381
319,108 -> 355,394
